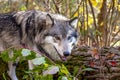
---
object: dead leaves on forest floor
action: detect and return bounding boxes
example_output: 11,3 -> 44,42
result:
69,46 -> 120,80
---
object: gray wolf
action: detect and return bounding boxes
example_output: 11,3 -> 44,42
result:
0,10 -> 79,80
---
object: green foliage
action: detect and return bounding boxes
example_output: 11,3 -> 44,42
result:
2,73 -> 7,80
82,68 -> 94,72
0,49 -> 11,62
59,64 -> 70,76
0,48 -> 77,80
73,66 -> 79,76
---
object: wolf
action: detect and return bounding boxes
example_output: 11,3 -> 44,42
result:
0,10 -> 79,80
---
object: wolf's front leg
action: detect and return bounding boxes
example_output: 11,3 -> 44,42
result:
8,61 -> 18,80
8,51 -> 18,80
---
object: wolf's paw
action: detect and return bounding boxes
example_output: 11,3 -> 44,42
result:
7,70 -> 18,80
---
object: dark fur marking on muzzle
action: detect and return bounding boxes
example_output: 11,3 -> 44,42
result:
37,45 -> 55,61
53,46 -> 66,61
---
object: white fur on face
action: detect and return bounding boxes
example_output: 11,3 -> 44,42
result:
63,36 -> 76,54
44,35 -> 77,57
44,36 -> 64,56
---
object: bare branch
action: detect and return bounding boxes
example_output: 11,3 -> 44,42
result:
52,0 -> 60,13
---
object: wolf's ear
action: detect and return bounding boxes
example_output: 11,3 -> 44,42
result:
46,14 -> 54,28
69,17 -> 78,29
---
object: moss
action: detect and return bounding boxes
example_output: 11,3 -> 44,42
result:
0,58 -> 10,80
0,58 -> 28,80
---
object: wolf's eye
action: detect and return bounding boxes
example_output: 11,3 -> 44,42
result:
68,36 -> 73,42
53,35 -> 61,42
54,36 -> 61,40
68,36 -> 71,40
72,43 -> 75,46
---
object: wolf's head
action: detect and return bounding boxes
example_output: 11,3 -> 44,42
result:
43,14 -> 79,60
14,10 -> 79,60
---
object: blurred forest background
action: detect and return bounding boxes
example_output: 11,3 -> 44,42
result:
0,0 -> 120,47
0,0 -> 120,80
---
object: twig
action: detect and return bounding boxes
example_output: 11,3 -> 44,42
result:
25,0 -> 29,9
110,39 -> 120,47
111,29 -> 120,42
88,0 -> 97,30
52,0 -> 60,13
85,0 -> 90,46
88,0 -> 98,46
75,66 -> 82,78
70,0 -> 83,18
107,0 -> 115,46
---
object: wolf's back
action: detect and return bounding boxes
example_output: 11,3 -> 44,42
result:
0,13 -> 19,31
0,10 -> 70,51
0,13 -> 21,50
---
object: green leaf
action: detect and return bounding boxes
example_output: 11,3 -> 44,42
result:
61,76 -> 68,80
21,49 -> 31,57
2,73 -> 7,80
43,66 -> 59,76
82,68 -> 94,72
73,66 -> 79,76
32,57 -> 46,65
24,70 -> 33,74
25,51 -> 36,60
0,50 -> 11,62
60,64 -> 70,76
12,49 -> 22,62
22,75 -> 29,79
20,5 -> 27,11
39,75 -> 53,80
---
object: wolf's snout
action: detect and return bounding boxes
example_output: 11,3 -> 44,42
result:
63,51 -> 70,57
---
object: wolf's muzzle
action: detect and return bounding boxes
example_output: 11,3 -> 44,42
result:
63,51 -> 70,57
53,46 -> 67,61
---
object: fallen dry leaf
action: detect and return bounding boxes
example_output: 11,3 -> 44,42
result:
109,61 -> 117,66
106,53 -> 115,59
89,48 -> 99,59
89,61 -> 95,67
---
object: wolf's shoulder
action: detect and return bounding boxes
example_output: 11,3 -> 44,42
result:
0,12 -> 15,19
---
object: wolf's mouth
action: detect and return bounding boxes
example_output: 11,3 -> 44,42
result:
53,46 -> 67,61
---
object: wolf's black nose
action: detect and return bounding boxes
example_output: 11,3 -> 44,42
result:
63,51 -> 70,57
